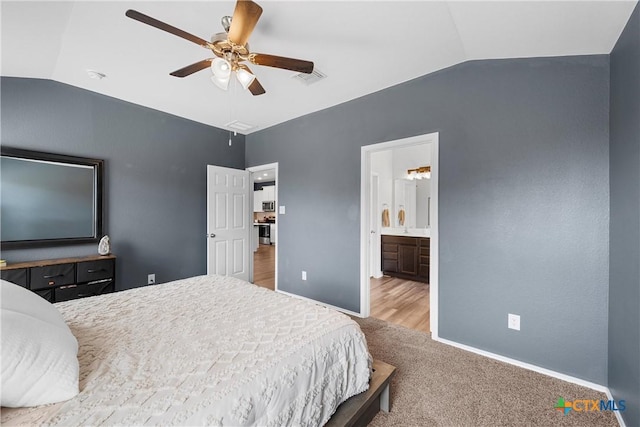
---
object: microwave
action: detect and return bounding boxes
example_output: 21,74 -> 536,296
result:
262,201 -> 275,212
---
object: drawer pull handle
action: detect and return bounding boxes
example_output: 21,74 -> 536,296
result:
43,274 -> 64,279
87,269 -> 105,273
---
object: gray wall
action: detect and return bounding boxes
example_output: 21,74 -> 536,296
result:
609,3 -> 640,425
0,77 -> 245,290
246,55 -> 610,384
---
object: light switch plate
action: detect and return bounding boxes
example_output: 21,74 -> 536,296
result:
279,206 -> 285,214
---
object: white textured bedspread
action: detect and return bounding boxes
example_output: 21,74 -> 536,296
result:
1,275 -> 371,426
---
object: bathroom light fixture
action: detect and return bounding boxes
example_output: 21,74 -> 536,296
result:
407,166 -> 431,180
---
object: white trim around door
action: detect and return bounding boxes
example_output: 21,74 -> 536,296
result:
360,132 -> 440,338
247,162 -> 279,291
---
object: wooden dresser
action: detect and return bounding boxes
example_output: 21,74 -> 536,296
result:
381,235 -> 429,283
0,255 -> 116,303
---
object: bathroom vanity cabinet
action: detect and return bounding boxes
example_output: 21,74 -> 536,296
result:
381,235 -> 429,283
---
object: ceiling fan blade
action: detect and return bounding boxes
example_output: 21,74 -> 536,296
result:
248,78 -> 266,96
227,0 -> 263,47
250,53 -> 314,74
238,64 -> 266,95
170,59 -> 213,77
125,10 -> 211,49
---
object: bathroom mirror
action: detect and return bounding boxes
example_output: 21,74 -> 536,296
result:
394,178 -> 431,228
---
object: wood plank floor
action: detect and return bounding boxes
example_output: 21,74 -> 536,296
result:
253,246 -> 428,333
370,276 -> 430,333
253,244 -> 275,291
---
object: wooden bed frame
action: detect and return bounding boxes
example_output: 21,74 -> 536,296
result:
327,360 -> 396,427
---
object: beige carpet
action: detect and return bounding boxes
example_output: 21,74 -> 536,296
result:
353,316 -> 618,427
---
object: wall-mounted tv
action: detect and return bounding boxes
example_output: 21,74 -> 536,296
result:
1,147 -> 104,248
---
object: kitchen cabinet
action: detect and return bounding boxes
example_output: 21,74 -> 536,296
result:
254,186 -> 275,212
381,235 -> 429,283
263,185 -> 275,201
254,190 -> 264,212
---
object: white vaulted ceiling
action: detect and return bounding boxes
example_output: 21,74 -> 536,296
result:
1,1 -> 636,134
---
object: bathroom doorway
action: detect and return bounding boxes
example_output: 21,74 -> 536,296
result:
360,132 -> 439,337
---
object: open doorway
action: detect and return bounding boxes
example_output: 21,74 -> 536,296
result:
248,163 -> 278,291
360,133 -> 439,337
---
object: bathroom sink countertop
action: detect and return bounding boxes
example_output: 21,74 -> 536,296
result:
381,227 -> 430,237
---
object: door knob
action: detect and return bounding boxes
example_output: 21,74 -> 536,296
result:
207,233 -> 216,238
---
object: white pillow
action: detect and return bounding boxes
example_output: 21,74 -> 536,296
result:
1,279 -> 79,407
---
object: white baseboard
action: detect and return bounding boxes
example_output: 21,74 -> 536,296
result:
269,299 -> 627,426
276,290 -> 363,318
605,388 -> 627,427
436,336 -> 628,426
274,301 -> 627,426
433,336 -> 609,393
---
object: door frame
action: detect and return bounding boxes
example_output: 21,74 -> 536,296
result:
247,162 -> 279,291
360,132 -> 440,338
370,173 -> 383,278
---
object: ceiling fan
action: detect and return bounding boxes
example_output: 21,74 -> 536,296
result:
125,0 -> 314,96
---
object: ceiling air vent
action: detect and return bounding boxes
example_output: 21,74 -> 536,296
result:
226,120 -> 256,132
292,68 -> 326,86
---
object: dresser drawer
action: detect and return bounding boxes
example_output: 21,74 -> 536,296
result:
55,284 -> 86,302
30,263 -> 75,290
33,288 -> 54,303
3,256 -> 116,302
77,259 -> 114,283
86,280 -> 114,296
1,268 -> 28,288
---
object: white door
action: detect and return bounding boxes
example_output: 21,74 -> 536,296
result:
207,165 -> 250,281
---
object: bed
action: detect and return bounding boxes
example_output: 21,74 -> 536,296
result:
1,275 -> 373,426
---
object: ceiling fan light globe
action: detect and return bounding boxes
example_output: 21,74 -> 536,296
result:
211,57 -> 232,79
211,75 -> 230,91
236,68 -> 256,90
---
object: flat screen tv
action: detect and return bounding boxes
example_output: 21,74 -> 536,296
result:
1,147 -> 104,248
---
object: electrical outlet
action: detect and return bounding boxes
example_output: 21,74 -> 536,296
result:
302,271 -> 307,281
508,313 -> 520,331
148,274 -> 156,285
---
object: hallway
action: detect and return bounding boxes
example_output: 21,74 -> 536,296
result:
253,244 -> 275,290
